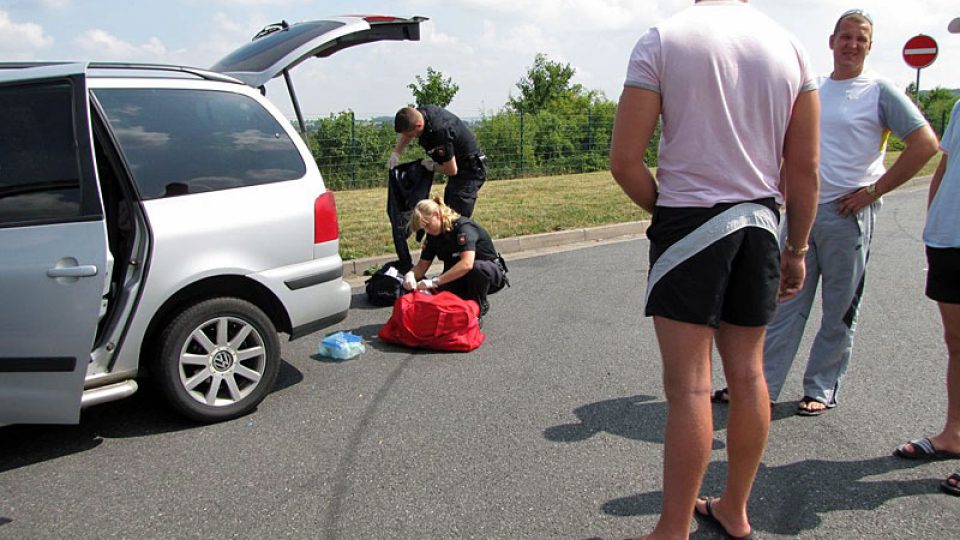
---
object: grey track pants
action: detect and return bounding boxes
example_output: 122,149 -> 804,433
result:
763,198 -> 881,405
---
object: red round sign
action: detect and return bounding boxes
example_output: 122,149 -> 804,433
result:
903,34 -> 938,69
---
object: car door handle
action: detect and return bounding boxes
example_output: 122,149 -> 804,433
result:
47,265 -> 98,278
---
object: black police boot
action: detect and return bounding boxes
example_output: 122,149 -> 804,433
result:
478,294 -> 490,317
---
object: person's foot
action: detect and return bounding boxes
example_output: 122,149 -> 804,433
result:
894,436 -> 960,460
711,387 -> 730,404
694,497 -> 752,539
796,396 -> 830,416
942,471 -> 960,496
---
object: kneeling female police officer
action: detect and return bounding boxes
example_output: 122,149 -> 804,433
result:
403,197 -> 508,316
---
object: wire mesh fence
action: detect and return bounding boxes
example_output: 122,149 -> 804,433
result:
302,97 -> 951,191
303,107 -> 631,191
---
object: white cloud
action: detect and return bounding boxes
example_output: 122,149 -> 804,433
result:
5,0 -> 71,11
74,29 -> 168,61
424,0 -> 685,31
0,10 -> 53,59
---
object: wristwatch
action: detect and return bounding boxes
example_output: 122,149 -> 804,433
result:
865,182 -> 881,200
785,242 -> 809,256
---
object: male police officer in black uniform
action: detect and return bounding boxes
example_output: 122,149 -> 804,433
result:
389,105 -> 486,218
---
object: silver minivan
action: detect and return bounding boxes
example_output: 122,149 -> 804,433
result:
0,15 -> 425,425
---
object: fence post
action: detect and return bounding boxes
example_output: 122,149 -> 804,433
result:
586,111 -> 593,172
519,110 -> 524,176
350,111 -> 356,187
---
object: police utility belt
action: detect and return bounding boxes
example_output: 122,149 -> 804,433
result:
466,153 -> 486,168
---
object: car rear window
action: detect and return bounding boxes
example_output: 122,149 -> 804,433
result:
210,21 -> 345,74
93,88 -> 306,200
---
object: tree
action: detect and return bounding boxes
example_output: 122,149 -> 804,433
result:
905,84 -> 958,137
407,67 -> 459,108
508,53 -> 582,114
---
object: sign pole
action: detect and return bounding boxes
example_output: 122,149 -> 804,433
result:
915,69 -> 921,106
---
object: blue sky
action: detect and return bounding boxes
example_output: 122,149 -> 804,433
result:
1,0 -> 958,120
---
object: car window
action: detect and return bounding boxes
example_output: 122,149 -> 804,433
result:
0,82 -> 84,225
211,21 -> 345,75
93,88 -> 306,199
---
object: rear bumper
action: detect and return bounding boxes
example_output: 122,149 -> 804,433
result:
289,308 -> 349,340
252,256 -> 352,335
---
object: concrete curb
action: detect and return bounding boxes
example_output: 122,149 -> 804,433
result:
342,220 -> 651,279
341,174 -> 934,279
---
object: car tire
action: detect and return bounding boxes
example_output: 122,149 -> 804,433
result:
152,297 -> 281,423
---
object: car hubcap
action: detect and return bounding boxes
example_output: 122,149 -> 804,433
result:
178,316 -> 267,407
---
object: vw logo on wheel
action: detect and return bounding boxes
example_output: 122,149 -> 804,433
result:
212,350 -> 235,372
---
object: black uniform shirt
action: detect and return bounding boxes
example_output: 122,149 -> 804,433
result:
421,217 -> 497,270
417,104 -> 481,166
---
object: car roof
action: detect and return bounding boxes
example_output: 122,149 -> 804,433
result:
210,15 -> 426,88
0,62 -> 243,84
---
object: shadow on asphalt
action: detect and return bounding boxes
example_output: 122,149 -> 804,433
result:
543,394 -> 726,450
549,395 -> 936,537
0,359 -> 304,474
602,452 -> 933,537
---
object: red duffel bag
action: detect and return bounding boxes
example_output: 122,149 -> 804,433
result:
378,291 -> 485,352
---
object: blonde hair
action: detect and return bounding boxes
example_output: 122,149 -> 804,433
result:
407,196 -> 460,234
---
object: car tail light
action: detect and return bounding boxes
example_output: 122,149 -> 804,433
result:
314,191 -> 340,244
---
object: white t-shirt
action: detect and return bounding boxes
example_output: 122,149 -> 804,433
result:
624,0 -> 815,208
818,73 -> 928,203
924,99 -> 960,248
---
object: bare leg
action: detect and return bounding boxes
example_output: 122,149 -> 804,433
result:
938,303 -> 960,490
694,322 -> 769,538
901,302 -> 960,458
642,316 -> 715,539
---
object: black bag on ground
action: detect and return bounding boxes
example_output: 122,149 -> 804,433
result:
365,260 -> 412,307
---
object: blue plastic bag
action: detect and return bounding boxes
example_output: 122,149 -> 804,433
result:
317,331 -> 366,360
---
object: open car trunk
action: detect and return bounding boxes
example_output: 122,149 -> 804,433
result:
210,15 -> 426,134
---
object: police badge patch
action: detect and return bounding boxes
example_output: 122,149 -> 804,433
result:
457,234 -> 466,245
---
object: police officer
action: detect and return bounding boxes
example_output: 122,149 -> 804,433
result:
388,105 -> 486,218
402,197 -> 507,317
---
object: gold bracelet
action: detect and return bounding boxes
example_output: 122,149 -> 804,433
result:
785,242 -> 809,256
865,182 -> 881,200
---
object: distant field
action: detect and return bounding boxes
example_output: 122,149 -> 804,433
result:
335,150 -> 940,261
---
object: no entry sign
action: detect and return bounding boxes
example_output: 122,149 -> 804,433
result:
903,34 -> 938,69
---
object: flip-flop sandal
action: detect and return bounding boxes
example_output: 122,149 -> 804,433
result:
694,497 -> 754,539
796,396 -> 830,416
941,472 -> 960,496
711,388 -> 730,404
894,437 -> 960,460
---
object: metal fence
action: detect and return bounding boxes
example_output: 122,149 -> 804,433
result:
302,98 -> 953,191
303,108 -> 620,191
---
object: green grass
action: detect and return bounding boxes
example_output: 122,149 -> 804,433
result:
334,151 -> 940,261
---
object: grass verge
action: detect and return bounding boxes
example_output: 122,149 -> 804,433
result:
334,151 -> 938,261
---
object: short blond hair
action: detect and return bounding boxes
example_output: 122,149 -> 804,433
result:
832,9 -> 873,39
407,196 -> 460,234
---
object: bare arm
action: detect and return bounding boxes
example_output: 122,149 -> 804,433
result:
412,258 -> 432,280
434,157 -> 458,177
928,153 -> 948,208
779,89 -> 821,301
437,249 -> 474,285
393,133 -> 414,155
838,124 -> 939,216
610,87 -> 660,214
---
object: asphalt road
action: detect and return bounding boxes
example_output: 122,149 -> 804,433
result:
2,183 -> 959,539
